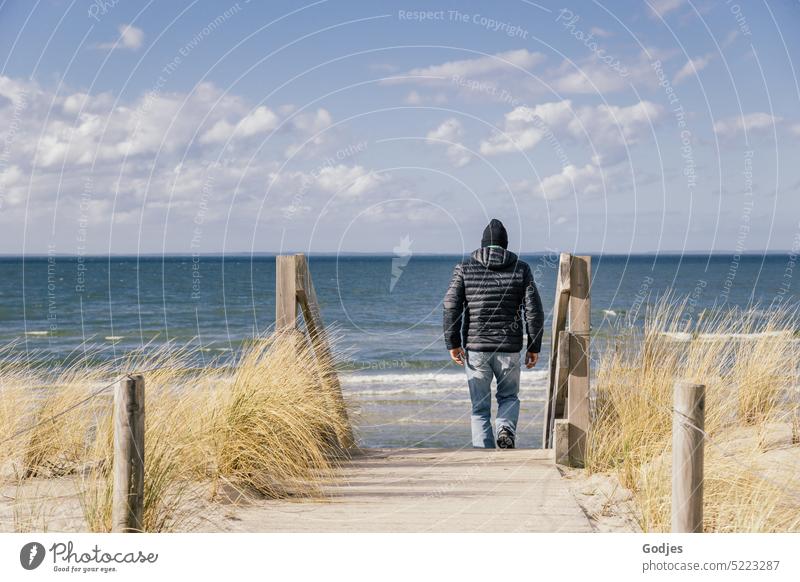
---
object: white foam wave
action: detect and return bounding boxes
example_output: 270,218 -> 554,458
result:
661,330 -> 793,342
341,370 -> 549,396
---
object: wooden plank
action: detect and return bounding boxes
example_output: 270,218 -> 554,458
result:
671,381 -> 705,533
112,375 -> 145,533
275,255 -> 298,330
294,254 -> 355,449
567,255 -> 591,467
197,449 -> 596,533
543,253 -> 571,448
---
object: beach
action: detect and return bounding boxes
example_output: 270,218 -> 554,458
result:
1,253 -> 798,533
3,253 -> 796,449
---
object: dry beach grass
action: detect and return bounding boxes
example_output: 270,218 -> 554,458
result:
0,329 -> 350,532
587,297 -> 800,532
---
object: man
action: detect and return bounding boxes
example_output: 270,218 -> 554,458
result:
443,219 -> 545,449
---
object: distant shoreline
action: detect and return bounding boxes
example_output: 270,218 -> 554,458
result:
0,251 -> 796,259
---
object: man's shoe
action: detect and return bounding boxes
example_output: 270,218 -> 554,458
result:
496,427 -> 515,449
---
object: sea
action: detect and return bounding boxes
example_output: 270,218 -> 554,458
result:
1,253 -> 796,448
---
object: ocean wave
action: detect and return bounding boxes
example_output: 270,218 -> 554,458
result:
661,330 -> 794,342
340,370 -> 549,397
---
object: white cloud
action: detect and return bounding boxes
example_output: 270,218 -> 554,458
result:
426,118 -> 471,167
283,108 -> 334,156
0,74 -> 348,231
673,53 -> 714,85
534,164 -> 603,200
590,27 -> 613,38
722,30 -> 739,48
388,49 -> 659,98
26,82 -> 251,165
200,106 -> 279,144
403,90 -> 447,105
238,106 -> 279,135
547,51 -> 658,94
0,165 -> 25,207
385,49 -> 545,84
9,83 -> 332,168
0,164 -> 22,186
713,113 -> 781,138
97,24 -> 144,51
480,100 -> 573,155
119,24 -> 144,49
317,164 -> 387,196
580,101 -> 661,142
270,164 -> 389,199
291,108 -> 332,135
649,0 -> 684,18
480,99 -> 661,163
405,91 -> 422,105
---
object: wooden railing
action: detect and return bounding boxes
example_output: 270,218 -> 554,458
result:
105,254 -> 356,532
275,253 -> 355,449
543,253 -> 591,468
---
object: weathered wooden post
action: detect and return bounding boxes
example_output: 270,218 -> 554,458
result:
276,255 -> 298,330
671,380 -> 705,533
294,254 -> 355,449
543,253 -> 571,447
567,256 -> 591,467
552,331 -> 571,465
275,254 -> 355,449
112,374 -> 145,533
553,419 -> 570,466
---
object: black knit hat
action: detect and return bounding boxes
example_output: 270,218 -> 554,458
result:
481,218 -> 508,249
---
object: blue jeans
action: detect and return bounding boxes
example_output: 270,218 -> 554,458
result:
465,351 -> 521,448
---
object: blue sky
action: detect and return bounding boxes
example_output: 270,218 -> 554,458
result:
1,0 -> 799,254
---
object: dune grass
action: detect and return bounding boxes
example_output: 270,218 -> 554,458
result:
587,296 -> 800,532
0,329 -> 351,532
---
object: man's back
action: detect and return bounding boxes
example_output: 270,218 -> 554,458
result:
443,246 -> 544,354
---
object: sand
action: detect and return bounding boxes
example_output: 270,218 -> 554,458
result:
3,426 -> 795,533
560,467 -> 642,532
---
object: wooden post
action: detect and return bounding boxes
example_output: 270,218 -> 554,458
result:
672,381 -> 705,533
543,253 -> 572,447
276,255 -> 298,330
554,419 -> 570,465
546,330 -> 571,449
275,254 -> 355,449
112,375 -> 145,533
567,256 -> 590,467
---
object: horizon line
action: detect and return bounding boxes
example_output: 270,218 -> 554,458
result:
0,250 -> 795,258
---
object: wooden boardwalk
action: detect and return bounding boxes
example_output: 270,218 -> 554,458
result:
220,254 -> 597,534
217,448 -> 593,533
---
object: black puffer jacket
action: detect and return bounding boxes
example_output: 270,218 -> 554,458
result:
443,247 -> 544,353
